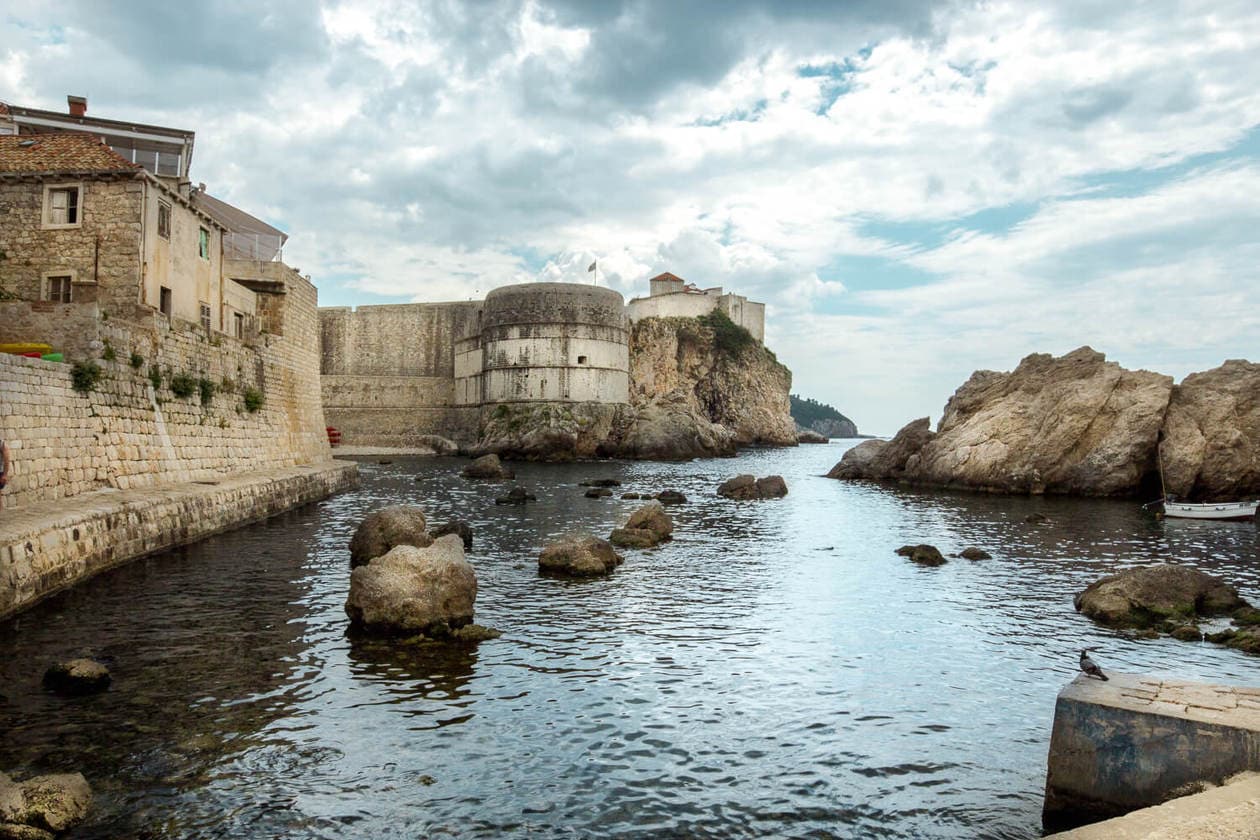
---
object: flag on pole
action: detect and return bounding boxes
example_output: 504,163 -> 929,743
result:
587,261 -> 597,272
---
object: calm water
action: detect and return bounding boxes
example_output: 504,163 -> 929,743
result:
2,443 -> 1259,839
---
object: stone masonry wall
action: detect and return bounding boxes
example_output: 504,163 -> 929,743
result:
0,267 -> 330,510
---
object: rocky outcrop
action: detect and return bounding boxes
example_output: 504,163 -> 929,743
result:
461,453 -> 516,479
1074,564 -> 1249,628
716,474 -> 788,500
349,505 -> 431,568
826,347 -> 1211,497
471,403 -> 621,462
1160,360 -> 1260,501
827,418 -> 934,481
0,772 -> 92,837
610,502 -> 674,548
538,535 -> 624,577
605,394 -> 736,460
629,315 -> 795,448
345,535 -> 478,636
42,659 -> 110,695
797,430 -> 829,444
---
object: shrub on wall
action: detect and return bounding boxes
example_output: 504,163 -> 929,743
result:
148,365 -> 163,392
699,310 -> 755,358
71,361 -> 102,394
198,378 -> 215,406
102,340 -> 116,362
129,352 -> 144,369
243,386 -> 264,413
170,373 -> 197,399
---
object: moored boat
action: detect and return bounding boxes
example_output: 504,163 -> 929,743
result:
1159,499 -> 1258,521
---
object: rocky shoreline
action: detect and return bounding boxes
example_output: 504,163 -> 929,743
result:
829,347 -> 1260,501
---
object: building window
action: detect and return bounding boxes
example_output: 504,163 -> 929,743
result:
158,201 -> 171,239
234,312 -> 244,339
577,355 -> 588,365
159,286 -> 172,316
199,302 -> 212,332
198,227 -> 210,260
43,184 -> 82,228
44,275 -> 73,303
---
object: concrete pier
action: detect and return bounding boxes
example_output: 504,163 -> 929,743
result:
1044,673 -> 1260,831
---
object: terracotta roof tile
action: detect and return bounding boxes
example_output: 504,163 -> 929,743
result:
650,272 -> 686,283
0,132 -> 141,174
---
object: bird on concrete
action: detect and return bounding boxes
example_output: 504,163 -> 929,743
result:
1079,648 -> 1108,681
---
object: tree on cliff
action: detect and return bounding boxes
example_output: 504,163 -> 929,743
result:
790,395 -> 858,438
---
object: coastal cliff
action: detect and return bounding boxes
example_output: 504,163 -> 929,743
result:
829,347 -> 1259,500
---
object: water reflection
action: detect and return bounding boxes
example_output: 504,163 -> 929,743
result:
0,444 -> 1256,838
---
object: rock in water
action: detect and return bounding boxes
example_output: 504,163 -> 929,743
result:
580,479 -> 621,487
1074,564 -> 1249,628
42,660 -> 110,695
610,502 -> 674,548
609,394 -> 737,460
895,544 -> 946,566
797,430 -> 829,444
461,454 -> 515,480
0,772 -> 92,835
654,490 -> 687,505
1160,360 -> 1260,501
430,521 -> 473,550
494,487 -> 537,505
345,535 -> 478,636
959,547 -> 991,560
349,505 -> 431,568
755,476 -> 788,498
826,418 -> 935,481
538,535 -> 624,577
584,488 -> 613,498
717,474 -> 788,500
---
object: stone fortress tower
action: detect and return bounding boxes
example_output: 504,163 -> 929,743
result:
454,283 -> 629,407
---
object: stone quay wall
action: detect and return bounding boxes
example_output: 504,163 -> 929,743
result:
0,270 -> 331,510
0,461 -> 358,620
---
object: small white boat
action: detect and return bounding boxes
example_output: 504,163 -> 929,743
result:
1160,499 -> 1258,521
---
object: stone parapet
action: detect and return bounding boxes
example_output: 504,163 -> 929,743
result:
1044,673 -> 1260,832
0,460 -> 358,619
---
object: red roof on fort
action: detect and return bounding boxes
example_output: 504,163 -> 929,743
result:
0,133 -> 141,174
650,272 -> 686,283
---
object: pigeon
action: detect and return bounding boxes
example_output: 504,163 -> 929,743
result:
1079,648 -> 1108,681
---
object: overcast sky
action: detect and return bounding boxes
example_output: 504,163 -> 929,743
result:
4,1 -> 1258,434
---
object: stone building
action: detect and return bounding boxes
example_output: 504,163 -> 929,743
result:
322,283 -> 630,447
626,271 -> 765,343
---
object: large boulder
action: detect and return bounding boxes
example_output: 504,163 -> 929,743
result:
910,349 -> 1172,495
42,659 -> 110,695
610,502 -> 673,548
345,535 -> 478,635
1160,360 -> 1260,501
538,535 -> 624,577
349,505 -> 431,568
0,772 -> 92,836
609,394 -> 737,460
461,454 -> 515,479
755,475 -> 788,498
826,418 -> 935,481
1074,564 -> 1249,628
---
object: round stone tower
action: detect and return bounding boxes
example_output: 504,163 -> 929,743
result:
478,283 -> 629,405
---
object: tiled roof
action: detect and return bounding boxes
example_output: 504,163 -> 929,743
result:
650,272 -> 686,283
0,132 -> 141,174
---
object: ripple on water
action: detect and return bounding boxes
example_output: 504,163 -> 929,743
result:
1,445 -> 1258,838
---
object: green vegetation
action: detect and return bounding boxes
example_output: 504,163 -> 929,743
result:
790,395 -> 856,433
71,361 -> 102,394
129,352 -> 144,369
198,377 -> 216,406
219,377 -> 236,394
170,373 -> 197,398
101,340 -> 116,362
243,386 -> 264,413
699,310 -> 756,357
147,365 -> 163,392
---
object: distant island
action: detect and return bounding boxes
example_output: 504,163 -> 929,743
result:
790,394 -> 858,438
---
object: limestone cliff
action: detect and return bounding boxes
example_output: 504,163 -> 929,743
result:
627,314 -> 796,449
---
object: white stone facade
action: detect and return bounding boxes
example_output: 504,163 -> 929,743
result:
627,273 -> 766,343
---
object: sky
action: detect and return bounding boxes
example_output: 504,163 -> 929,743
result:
3,0 -> 1258,435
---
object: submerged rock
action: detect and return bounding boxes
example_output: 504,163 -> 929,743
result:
621,492 -> 643,500
584,488 -> 613,498
958,547 -> 992,560
1074,564 -> 1249,628
0,772 -> 92,836
494,487 -> 537,505
580,479 -> 621,488
345,535 -> 478,636
461,454 -> 515,480
895,544 -> 946,566
610,502 -> 674,549
1024,513 -> 1050,524
42,659 -> 110,695
349,505 -> 431,568
430,521 -> 473,550
538,535 -> 624,577
654,490 -> 687,505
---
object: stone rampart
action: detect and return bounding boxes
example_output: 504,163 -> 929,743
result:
1044,673 -> 1260,831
